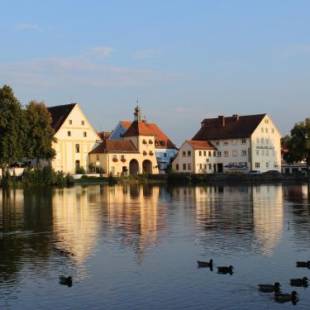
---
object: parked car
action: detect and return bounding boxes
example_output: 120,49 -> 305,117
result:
248,170 -> 261,175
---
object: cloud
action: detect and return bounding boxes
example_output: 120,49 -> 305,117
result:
133,48 -> 161,60
16,23 -> 41,31
0,53 -> 180,90
89,46 -> 113,58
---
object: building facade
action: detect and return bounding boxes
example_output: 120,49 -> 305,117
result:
109,118 -> 177,173
89,107 -> 159,176
172,114 -> 281,174
48,103 -> 100,174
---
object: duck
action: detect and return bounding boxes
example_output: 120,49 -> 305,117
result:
274,291 -> 298,304
296,261 -> 310,268
217,265 -> 233,274
59,276 -> 73,287
258,282 -> 281,293
290,277 -> 308,287
197,259 -> 213,269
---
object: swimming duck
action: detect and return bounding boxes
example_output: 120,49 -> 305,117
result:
59,276 -> 73,287
290,277 -> 308,287
258,282 -> 281,293
296,261 -> 310,268
197,259 -> 213,269
217,266 -> 233,274
274,291 -> 298,304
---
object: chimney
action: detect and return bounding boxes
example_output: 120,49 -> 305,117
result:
232,114 -> 239,121
218,115 -> 225,127
201,120 -> 207,128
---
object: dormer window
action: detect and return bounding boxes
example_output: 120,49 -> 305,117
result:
142,139 -> 147,144
81,120 -> 85,125
69,120 -> 72,125
149,139 -> 153,144
67,131 -> 71,137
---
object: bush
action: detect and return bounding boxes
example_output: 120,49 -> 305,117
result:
76,166 -> 86,174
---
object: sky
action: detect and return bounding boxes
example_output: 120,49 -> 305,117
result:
1,0 -> 310,145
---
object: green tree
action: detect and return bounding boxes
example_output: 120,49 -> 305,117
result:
25,101 -> 56,163
0,85 -> 25,169
284,118 -> 310,166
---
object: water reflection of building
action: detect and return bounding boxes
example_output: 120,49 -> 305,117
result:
52,186 -> 102,265
101,185 -> 164,263
172,185 -> 284,256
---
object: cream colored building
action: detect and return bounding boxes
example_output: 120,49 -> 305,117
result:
89,107 -> 159,176
173,114 -> 281,174
48,103 -> 100,174
172,140 -> 217,173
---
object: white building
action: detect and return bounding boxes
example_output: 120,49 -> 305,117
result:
48,103 -> 100,174
172,114 -> 281,174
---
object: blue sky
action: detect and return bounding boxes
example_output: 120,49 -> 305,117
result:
1,0 -> 310,145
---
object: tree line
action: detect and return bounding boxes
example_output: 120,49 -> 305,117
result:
0,84 -> 55,171
282,118 -> 310,168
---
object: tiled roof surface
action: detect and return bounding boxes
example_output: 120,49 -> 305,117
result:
90,140 -> 138,154
186,140 -> 216,150
47,103 -> 76,132
121,121 -> 176,149
193,114 -> 266,140
123,120 -> 154,137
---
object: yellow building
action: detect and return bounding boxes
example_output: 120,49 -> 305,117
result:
48,103 -> 100,174
89,106 -> 159,176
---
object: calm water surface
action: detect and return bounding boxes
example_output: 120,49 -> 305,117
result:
1,184 -> 310,309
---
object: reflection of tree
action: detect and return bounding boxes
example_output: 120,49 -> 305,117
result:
284,185 -> 310,246
0,189 -> 53,285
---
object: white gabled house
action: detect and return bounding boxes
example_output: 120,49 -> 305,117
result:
48,103 -> 100,174
172,114 -> 281,174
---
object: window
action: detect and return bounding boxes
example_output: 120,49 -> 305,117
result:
208,164 -> 212,170
261,128 -> 264,133
69,120 -> 72,125
183,163 -> 186,171
272,128 -> 275,134
213,151 -> 216,156
75,144 -> 80,153
199,163 -> 202,169
187,150 -> 191,156
216,141 -> 220,146
81,120 -> 85,125
208,151 -> 211,157
217,151 -> 221,157
232,150 -> 238,157
187,163 -> 191,170
266,162 -> 269,168
241,150 -> 247,156
241,138 -> 246,144
203,151 -> 206,156
224,151 -> 229,157
261,138 -> 264,144
83,131 -> 87,137
199,151 -> 202,156
182,151 -> 186,157
67,131 -> 71,137
96,154 -> 99,161
255,162 -> 260,168
204,164 -> 207,169
176,164 -> 179,171
266,150 -> 269,156
256,150 -> 259,156
164,153 -> 167,157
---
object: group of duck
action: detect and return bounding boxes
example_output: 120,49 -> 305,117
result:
197,259 -> 310,305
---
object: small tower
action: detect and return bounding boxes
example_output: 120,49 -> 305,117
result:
134,105 -> 142,122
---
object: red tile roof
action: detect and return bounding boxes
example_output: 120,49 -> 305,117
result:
186,140 -> 216,150
123,120 -> 154,137
193,114 -> 266,140
121,120 -> 176,149
90,140 -> 138,154
47,103 -> 76,132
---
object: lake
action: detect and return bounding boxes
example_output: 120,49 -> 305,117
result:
1,184 -> 310,309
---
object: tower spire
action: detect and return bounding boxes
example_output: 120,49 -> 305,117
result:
134,98 -> 142,121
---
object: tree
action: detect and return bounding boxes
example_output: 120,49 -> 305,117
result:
284,118 -> 310,166
25,101 -> 56,163
0,85 -> 25,168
